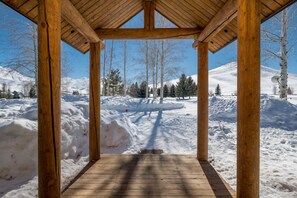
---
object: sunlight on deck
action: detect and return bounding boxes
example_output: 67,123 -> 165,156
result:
62,154 -> 235,197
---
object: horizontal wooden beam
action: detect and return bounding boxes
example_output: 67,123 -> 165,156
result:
61,0 -> 104,47
95,28 -> 201,40
198,0 -> 237,43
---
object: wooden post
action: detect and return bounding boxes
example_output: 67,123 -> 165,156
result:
237,0 -> 260,197
38,0 -> 61,197
89,43 -> 101,161
197,42 -> 208,161
144,0 -> 155,30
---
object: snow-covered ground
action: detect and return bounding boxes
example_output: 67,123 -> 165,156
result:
1,95 -> 297,197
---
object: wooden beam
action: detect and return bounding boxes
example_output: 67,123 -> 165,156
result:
144,0 -> 155,30
95,28 -> 202,40
61,0 -> 103,46
197,0 -> 237,43
89,43 -> 101,161
237,0 -> 261,197
197,42 -> 208,161
38,0 -> 61,197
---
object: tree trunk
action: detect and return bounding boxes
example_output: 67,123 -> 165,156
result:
145,41 -> 149,98
124,40 -> 127,96
107,40 -> 114,96
160,40 -> 165,100
279,9 -> 288,99
103,47 -> 106,96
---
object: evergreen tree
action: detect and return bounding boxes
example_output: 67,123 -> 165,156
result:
129,82 -> 139,98
138,81 -> 147,98
163,85 -> 169,98
186,76 -> 196,99
29,86 -> 36,98
169,84 -> 176,97
176,74 -> 187,99
13,91 -> 20,99
109,69 -> 122,96
215,84 -> 221,96
6,89 -> 12,99
157,88 -> 161,97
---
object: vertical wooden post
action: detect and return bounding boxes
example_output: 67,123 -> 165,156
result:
237,0 -> 260,197
89,42 -> 101,161
197,42 -> 208,161
38,0 -> 61,197
144,0 -> 155,30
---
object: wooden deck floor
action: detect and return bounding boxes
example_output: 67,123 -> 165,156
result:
62,154 -> 235,198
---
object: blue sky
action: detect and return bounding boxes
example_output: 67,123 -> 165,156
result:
0,2 -> 296,81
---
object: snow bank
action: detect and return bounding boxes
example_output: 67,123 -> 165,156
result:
0,96 -> 138,196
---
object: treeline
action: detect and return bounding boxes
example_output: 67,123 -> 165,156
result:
128,74 -> 197,99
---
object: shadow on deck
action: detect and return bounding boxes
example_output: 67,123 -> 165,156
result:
62,154 -> 235,198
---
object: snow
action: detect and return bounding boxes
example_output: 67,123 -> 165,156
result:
1,62 -> 297,197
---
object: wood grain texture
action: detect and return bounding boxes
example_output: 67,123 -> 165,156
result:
95,28 -> 202,40
89,43 -> 100,161
62,155 -> 235,197
237,0 -> 261,197
61,0 -> 101,43
38,0 -> 61,197
198,0 -> 237,42
197,42 -> 209,161
2,0 -> 295,53
144,0 -> 155,30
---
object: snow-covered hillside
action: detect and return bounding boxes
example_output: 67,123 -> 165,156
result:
169,62 -> 297,95
0,66 -> 89,95
0,67 -> 33,93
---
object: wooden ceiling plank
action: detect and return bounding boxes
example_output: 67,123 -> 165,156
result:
262,0 -> 282,11
180,0 -> 210,26
158,0 -> 196,27
61,0 -> 102,43
89,0 -> 131,28
102,0 -> 142,28
18,0 -> 37,15
198,0 -> 237,42
80,0 -> 111,25
167,0 -> 202,27
155,4 -> 186,28
95,28 -> 202,39
107,3 -> 143,28
186,0 -> 215,19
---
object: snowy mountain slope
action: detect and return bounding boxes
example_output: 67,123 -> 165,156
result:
0,66 -> 90,95
0,67 -> 34,92
169,62 -> 297,95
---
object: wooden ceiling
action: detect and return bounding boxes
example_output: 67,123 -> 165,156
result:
1,0 -> 296,53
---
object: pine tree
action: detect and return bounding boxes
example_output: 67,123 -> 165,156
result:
138,81 -> 147,98
108,68 -> 122,96
176,74 -> 187,99
169,84 -> 176,97
186,76 -> 196,99
29,86 -> 36,98
7,89 -> 12,99
163,85 -> 169,98
157,88 -> 161,97
215,84 -> 221,96
129,83 -> 139,98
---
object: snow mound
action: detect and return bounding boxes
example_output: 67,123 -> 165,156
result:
101,110 -> 137,153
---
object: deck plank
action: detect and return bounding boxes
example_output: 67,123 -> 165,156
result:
62,154 -> 235,198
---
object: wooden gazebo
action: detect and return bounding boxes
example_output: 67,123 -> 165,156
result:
1,0 -> 295,197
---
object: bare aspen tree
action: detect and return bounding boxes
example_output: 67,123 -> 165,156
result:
107,40 -> 114,96
123,40 -> 127,96
262,6 -> 296,99
145,40 -> 149,98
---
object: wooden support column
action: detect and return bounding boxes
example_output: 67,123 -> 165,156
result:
89,43 -> 101,161
237,0 -> 261,197
144,0 -> 155,30
38,0 -> 61,197
197,42 -> 208,161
